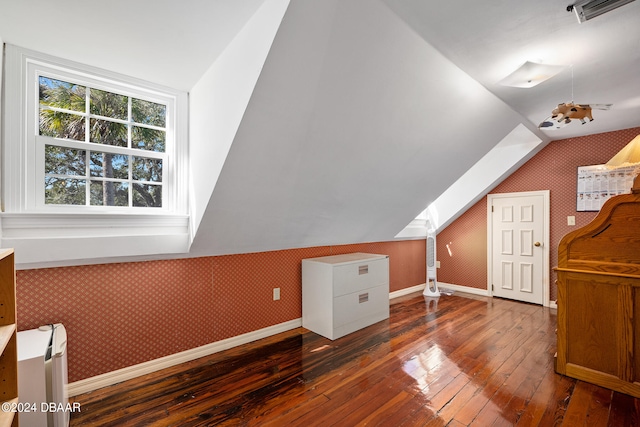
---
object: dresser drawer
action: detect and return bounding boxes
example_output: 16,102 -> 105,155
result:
333,257 -> 388,297
333,284 -> 389,328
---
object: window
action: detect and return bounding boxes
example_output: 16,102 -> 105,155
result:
22,58 -> 185,214
39,77 -> 168,208
2,45 -> 190,267
3,45 -> 187,214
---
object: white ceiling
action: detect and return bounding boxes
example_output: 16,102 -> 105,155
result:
382,0 -> 640,140
0,0 -> 268,91
2,0 -> 640,258
4,0 -> 637,137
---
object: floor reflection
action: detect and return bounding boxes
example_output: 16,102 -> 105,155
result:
71,292 -> 626,426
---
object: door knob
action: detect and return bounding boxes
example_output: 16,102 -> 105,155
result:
534,242 -> 541,247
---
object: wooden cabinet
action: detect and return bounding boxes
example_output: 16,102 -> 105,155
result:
302,253 -> 389,340
0,249 -> 18,426
555,175 -> 640,397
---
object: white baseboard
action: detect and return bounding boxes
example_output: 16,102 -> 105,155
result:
389,282 -> 491,299
389,282 -> 490,299
389,284 -> 425,299
437,282 -> 490,296
67,318 -> 302,397
438,282 -> 557,309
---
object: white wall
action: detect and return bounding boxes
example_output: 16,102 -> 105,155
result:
188,0 -> 290,243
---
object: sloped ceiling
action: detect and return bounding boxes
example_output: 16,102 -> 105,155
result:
188,0 -> 541,255
189,0 -> 640,256
2,0 -> 640,261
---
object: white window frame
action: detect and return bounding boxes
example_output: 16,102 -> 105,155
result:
32,66 -> 172,212
1,45 -> 190,268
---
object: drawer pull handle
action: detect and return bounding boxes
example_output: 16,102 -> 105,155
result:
358,265 -> 369,275
359,293 -> 369,303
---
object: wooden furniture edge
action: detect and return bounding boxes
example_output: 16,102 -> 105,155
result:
565,363 -> 640,398
0,325 -> 16,355
0,397 -> 18,427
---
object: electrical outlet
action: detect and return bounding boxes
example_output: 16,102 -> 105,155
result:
273,288 -> 280,301
567,216 -> 576,226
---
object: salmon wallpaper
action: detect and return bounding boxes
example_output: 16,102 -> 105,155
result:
437,126 -> 640,301
16,240 -> 426,383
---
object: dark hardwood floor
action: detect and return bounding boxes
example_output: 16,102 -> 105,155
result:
69,291 -> 640,426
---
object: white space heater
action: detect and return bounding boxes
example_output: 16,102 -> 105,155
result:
18,323 -> 69,427
423,227 -> 440,297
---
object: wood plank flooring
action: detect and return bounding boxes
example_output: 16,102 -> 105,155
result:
69,292 -> 640,426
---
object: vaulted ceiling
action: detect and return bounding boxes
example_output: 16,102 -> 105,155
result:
2,0 -> 639,258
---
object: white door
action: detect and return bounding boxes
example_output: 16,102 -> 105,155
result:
489,191 -> 548,305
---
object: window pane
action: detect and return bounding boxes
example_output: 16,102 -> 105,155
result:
90,88 -> 128,120
39,77 -> 86,113
133,183 -> 162,207
30,61 -> 177,212
90,152 -> 129,179
132,126 -> 165,152
90,119 -> 127,147
40,110 -> 86,141
45,145 -> 86,176
132,98 -> 165,127
45,177 -> 86,205
90,181 -> 129,206
133,157 -> 162,182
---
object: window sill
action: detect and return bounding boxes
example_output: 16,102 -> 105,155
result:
0,212 -> 191,269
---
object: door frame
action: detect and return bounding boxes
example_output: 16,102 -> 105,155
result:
487,190 -> 550,307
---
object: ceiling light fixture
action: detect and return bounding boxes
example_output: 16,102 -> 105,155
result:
498,61 -> 567,88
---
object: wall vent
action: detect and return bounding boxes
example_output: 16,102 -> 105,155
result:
569,0 -> 636,22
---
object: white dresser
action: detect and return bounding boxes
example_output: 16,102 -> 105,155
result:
302,253 -> 389,340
